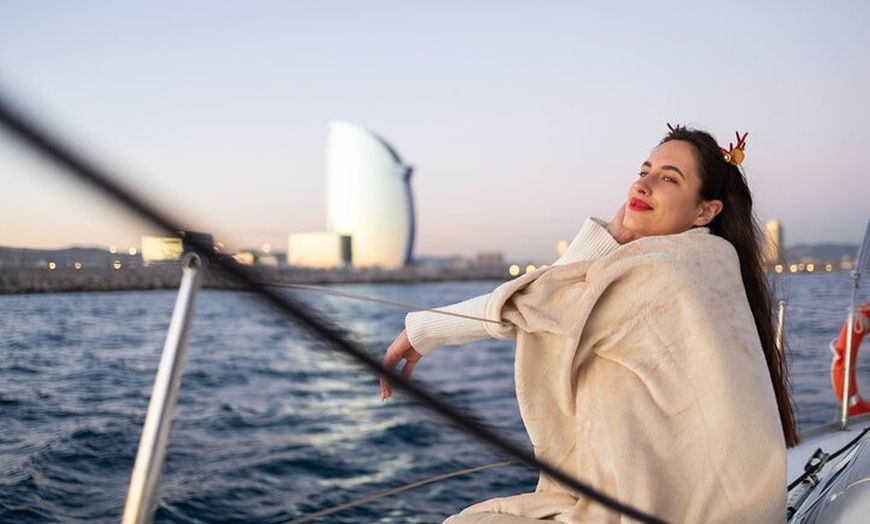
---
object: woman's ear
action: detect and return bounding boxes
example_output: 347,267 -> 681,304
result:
694,199 -> 724,227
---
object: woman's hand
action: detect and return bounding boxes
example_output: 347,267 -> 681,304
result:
606,203 -> 640,244
380,330 -> 423,400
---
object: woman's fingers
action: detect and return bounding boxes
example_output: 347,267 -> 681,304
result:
400,356 -> 419,379
380,331 -> 420,400
381,331 -> 409,400
380,377 -> 391,400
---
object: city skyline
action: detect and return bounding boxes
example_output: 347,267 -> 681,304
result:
2,2 -> 869,260
0,215 -> 860,266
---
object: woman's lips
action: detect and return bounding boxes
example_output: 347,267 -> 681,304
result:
629,197 -> 653,211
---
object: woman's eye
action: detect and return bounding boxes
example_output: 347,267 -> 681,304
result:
662,176 -> 676,183
638,171 -> 648,178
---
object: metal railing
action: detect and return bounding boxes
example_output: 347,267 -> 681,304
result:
840,220 -> 870,429
122,253 -> 203,524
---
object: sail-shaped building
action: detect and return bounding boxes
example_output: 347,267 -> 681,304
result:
323,121 -> 415,269
287,122 -> 415,269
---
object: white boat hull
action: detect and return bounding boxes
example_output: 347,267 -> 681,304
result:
787,414 -> 870,522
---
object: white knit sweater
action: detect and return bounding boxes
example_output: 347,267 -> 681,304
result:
406,218 -> 620,355
405,219 -> 786,524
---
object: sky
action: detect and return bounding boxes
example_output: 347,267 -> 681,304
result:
1,1 -> 868,262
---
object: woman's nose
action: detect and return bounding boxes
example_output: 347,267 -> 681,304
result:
633,178 -> 650,195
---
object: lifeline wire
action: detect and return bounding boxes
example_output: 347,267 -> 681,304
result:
787,425 -> 870,491
282,460 -> 514,524
0,90 -> 668,524
263,281 -> 509,325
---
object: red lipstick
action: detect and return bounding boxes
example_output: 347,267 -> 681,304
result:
629,197 -> 653,211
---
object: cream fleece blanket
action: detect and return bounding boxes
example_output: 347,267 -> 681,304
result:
447,230 -> 785,524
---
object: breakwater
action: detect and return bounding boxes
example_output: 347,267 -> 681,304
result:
0,265 -> 510,294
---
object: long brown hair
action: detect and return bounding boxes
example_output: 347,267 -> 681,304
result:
662,125 -> 799,447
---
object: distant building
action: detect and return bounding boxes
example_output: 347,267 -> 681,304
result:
141,231 -> 214,266
475,252 -> 505,268
324,121 -> 415,269
413,255 -> 472,270
233,251 -> 256,266
764,219 -> 784,265
287,232 -> 352,269
258,254 -> 280,268
141,236 -> 184,266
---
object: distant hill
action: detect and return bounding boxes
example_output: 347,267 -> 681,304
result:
0,246 -> 139,269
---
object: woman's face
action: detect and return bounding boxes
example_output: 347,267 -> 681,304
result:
622,139 -> 722,238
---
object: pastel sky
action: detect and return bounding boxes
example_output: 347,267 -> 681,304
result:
1,1 -> 868,261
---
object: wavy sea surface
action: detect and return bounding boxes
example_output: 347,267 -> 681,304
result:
1,273 -> 866,523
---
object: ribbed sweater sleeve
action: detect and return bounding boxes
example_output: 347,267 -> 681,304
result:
405,218 -> 620,355
552,217 -> 620,266
406,294 -> 491,355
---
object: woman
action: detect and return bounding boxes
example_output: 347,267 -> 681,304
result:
381,126 -> 797,523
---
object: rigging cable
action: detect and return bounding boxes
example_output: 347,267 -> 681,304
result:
0,89 -> 668,524
787,426 -> 870,492
263,281 -> 509,325
283,460 -> 514,524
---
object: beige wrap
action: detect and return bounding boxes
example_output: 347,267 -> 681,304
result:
447,230 -> 785,524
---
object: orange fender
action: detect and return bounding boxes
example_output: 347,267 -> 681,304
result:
831,303 -> 870,416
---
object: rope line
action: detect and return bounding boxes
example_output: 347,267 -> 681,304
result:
282,460 -> 515,524
0,89 -> 668,524
264,281 -> 509,325
787,426 -> 870,491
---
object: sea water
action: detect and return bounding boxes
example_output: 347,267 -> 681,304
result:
0,273 -> 865,523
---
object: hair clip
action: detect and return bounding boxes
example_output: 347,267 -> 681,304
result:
721,131 -> 748,166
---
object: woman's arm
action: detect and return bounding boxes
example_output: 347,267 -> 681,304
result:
407,218 -> 620,352
380,216 -> 622,398
408,218 -> 621,350
553,216 -> 622,266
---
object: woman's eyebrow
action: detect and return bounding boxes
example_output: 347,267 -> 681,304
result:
641,161 -> 686,180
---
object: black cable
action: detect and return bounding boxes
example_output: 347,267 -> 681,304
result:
787,426 -> 870,491
0,89 -> 667,524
